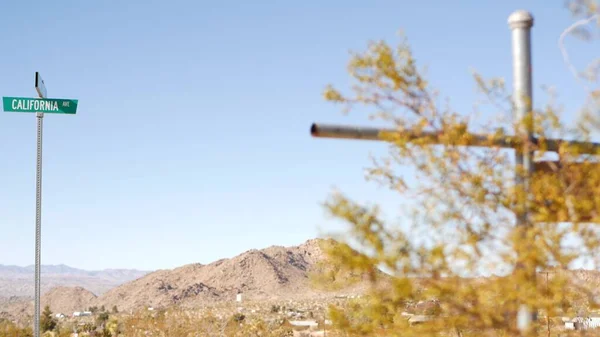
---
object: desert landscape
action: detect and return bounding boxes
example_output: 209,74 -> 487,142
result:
0,238 -> 374,336
2,2 -> 599,336
2,238 -> 600,336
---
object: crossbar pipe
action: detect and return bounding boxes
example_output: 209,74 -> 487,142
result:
310,123 -> 600,155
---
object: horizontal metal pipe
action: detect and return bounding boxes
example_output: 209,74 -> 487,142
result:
310,123 -> 600,155
542,139 -> 600,155
310,123 -> 388,141
310,123 -> 518,148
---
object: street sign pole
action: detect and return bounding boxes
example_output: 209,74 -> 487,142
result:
34,71 -> 45,337
2,74 -> 78,337
34,110 -> 43,337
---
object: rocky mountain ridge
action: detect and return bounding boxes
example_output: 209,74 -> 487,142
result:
0,238 -> 364,319
92,238 -> 359,312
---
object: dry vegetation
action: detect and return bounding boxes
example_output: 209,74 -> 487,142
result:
1,297 -> 354,337
313,1 -> 600,336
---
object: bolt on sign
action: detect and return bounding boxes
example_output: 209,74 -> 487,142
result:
531,161 -> 600,223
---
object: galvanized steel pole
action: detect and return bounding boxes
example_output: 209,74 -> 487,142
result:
509,9 -> 535,334
33,75 -> 45,337
34,110 -> 43,337
509,10 -> 535,225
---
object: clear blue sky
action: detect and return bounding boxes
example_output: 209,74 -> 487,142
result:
0,0 -> 594,271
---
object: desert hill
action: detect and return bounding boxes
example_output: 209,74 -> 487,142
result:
0,286 -> 98,327
1,238 -> 362,320
92,238 -> 364,312
42,287 -> 97,314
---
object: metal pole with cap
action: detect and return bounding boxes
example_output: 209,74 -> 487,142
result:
508,10 -> 535,235
508,10 -> 536,335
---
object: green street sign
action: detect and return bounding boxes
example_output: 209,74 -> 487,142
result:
2,96 -> 78,114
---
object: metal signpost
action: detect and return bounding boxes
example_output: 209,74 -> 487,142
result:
310,10 -> 600,335
33,72 -> 44,337
2,72 -> 78,337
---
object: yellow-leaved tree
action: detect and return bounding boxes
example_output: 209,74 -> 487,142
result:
316,2 -> 600,336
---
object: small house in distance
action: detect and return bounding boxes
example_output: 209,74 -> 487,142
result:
565,317 -> 600,330
72,311 -> 92,317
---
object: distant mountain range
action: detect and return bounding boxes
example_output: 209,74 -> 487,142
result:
0,239 -> 370,323
0,264 -> 150,298
3,240 -> 600,328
